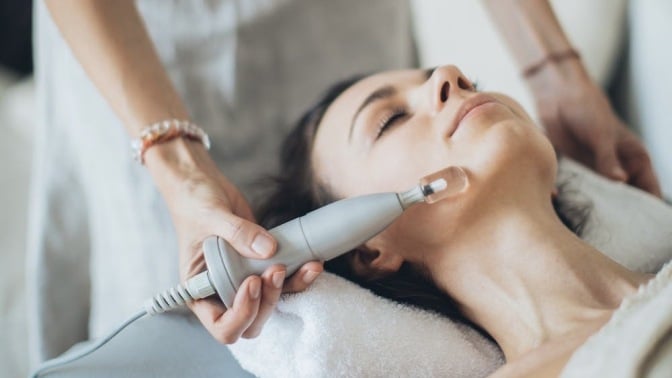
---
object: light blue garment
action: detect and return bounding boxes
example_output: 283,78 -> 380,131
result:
27,0 -> 414,367
34,312 -> 254,378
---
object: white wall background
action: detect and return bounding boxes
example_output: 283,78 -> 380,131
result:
0,71 -> 33,378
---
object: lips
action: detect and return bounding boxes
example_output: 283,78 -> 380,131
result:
447,94 -> 500,137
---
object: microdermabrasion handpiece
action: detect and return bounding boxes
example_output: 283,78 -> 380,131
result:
145,166 -> 468,313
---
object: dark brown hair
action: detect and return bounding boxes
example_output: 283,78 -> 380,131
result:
256,74 -> 589,339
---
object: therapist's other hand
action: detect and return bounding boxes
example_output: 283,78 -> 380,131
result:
537,80 -> 662,198
148,139 -> 323,343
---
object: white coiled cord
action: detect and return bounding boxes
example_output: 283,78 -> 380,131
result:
145,271 -> 216,315
31,271 -> 217,377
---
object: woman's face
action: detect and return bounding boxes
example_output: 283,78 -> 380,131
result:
311,65 -> 557,264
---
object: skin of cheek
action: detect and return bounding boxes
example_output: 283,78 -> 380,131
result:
359,110 -> 556,264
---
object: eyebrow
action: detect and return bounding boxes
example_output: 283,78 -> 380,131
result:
347,67 -> 436,142
348,86 -> 396,141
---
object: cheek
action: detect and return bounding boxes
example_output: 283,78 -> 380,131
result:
349,125 -> 438,195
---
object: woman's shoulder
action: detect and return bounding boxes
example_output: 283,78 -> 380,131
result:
488,325 -> 606,378
561,262 -> 672,377
493,265 -> 671,378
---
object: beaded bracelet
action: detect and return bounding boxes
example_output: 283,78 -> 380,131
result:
131,119 -> 211,164
522,48 -> 580,79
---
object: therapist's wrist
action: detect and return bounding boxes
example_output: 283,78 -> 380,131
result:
525,50 -> 590,99
144,137 -> 219,196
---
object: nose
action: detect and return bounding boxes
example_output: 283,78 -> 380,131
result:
428,65 -> 475,113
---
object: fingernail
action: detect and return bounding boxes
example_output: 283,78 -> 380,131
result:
613,167 -> 627,181
251,233 -> 274,257
272,271 -> 285,289
303,270 -> 319,284
249,279 -> 261,300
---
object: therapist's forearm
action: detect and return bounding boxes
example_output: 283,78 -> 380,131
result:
45,0 -> 189,134
482,0 -> 589,95
45,0 -> 210,189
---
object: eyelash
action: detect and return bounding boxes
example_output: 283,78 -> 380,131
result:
376,107 -> 408,139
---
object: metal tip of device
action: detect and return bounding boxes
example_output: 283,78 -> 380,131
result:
420,166 -> 469,204
398,166 -> 469,208
422,178 -> 448,196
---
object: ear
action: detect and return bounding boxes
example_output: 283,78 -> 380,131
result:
350,244 -> 404,280
551,186 -> 559,200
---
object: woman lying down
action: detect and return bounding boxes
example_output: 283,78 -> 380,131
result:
255,65 -> 671,377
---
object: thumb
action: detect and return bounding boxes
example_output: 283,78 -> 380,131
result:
215,211 -> 277,259
595,142 -> 627,182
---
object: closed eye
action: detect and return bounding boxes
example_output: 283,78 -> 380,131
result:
376,108 -> 409,140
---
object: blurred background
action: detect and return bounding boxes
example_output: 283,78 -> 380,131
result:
1,0 -> 34,377
0,1 -> 669,377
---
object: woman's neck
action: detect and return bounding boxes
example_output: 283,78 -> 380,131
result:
427,198 -> 651,362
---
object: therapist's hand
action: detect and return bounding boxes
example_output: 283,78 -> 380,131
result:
532,68 -> 662,197
146,139 -> 323,344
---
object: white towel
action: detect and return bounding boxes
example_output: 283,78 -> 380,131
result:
229,272 -> 504,377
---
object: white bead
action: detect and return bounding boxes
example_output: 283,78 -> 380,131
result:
130,119 -> 212,165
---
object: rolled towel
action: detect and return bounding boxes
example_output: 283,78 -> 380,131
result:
230,272 -> 504,377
